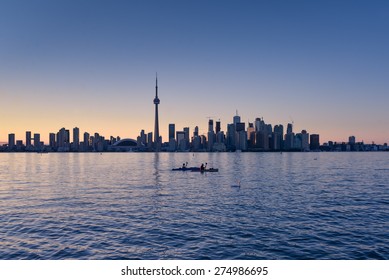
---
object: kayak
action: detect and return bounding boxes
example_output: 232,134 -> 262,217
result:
191,168 -> 218,172
172,167 -> 200,171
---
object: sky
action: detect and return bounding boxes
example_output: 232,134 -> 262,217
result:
1,0 -> 388,144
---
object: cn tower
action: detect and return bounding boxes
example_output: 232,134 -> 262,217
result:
153,74 -> 160,151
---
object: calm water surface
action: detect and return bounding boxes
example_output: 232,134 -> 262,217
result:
0,152 -> 388,259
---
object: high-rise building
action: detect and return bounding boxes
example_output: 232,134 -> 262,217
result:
73,127 -> 80,151
34,133 -> 41,150
140,130 -> 147,145
153,74 -> 160,151
237,130 -> 248,151
349,136 -> 356,145
183,127 -> 190,145
310,134 -> 320,151
194,126 -> 199,138
176,131 -> 186,151
226,123 -> 236,150
147,132 -> 153,149
215,121 -> 221,134
49,133 -> 56,149
83,132 -> 90,151
208,119 -> 214,132
233,111 -> 240,127
26,131 -> 31,147
8,133 -> 15,149
287,123 -> 293,134
207,131 -> 215,151
273,125 -> 284,150
284,123 -> 294,150
255,117 -> 266,132
301,130 -> 309,151
168,124 -> 175,140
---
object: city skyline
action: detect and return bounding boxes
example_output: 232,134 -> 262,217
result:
1,1 -> 389,144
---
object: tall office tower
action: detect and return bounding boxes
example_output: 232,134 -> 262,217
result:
310,134 -> 320,151
207,131 -> 215,152
57,128 -> 66,148
49,133 -> 56,149
274,125 -> 284,150
349,136 -> 356,144
26,131 -> 31,147
255,117 -> 266,132
73,127 -> 80,151
238,130 -> 248,151
183,127 -> 190,145
194,126 -> 199,138
192,135 -> 201,152
65,130 -> 70,146
93,133 -> 100,151
8,133 -> 15,149
216,131 -> 225,144
168,124 -> 175,140
147,132 -> 153,149
176,131 -> 186,151
226,123 -> 236,149
153,74 -> 160,151
215,121 -> 221,134
284,123 -> 294,150
233,111 -> 241,127
140,130 -> 147,145
287,123 -> 293,134
301,130 -> 309,151
208,119 -> 214,132
274,125 -> 284,137
83,132 -> 90,150
34,133 -> 41,149
247,123 -> 255,148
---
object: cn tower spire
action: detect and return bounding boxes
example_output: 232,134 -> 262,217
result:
155,72 -> 158,97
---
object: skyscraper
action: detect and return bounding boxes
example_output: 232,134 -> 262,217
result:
26,131 -> 31,147
34,133 -> 41,150
208,119 -> 214,132
310,134 -> 320,151
168,124 -> 175,141
233,111 -> 240,127
73,127 -> 80,151
215,121 -> 221,134
8,133 -> 15,149
153,74 -> 160,151
83,132 -> 90,151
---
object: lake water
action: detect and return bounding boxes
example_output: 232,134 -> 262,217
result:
0,152 -> 388,259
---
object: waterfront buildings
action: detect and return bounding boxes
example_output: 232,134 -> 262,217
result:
1,78 -> 387,153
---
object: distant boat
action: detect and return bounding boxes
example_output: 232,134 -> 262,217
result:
191,168 -> 218,173
172,167 -> 200,171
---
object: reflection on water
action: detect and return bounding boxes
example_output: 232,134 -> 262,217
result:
0,152 -> 388,259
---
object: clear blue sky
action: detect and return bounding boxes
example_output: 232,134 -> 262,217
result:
1,0 -> 388,144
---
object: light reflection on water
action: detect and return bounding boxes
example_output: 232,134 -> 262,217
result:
0,152 -> 388,259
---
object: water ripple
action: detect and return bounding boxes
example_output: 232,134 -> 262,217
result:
0,153 -> 388,259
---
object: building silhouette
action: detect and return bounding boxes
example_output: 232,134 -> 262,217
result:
153,74 -> 161,151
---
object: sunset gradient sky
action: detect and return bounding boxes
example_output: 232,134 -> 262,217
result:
1,0 -> 388,144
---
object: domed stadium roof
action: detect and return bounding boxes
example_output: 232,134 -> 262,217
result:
112,138 -> 137,147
